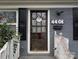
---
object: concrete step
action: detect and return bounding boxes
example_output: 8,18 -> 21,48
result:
19,55 -> 56,59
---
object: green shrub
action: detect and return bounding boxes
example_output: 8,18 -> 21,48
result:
0,23 -> 15,48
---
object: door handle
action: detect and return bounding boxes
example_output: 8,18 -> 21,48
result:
53,48 -> 57,50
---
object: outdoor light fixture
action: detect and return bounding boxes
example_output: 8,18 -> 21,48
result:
56,10 -> 64,16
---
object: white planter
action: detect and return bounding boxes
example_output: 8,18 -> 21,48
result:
54,31 -> 75,59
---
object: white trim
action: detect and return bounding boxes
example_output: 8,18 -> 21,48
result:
48,9 -> 50,53
0,10 -> 18,12
16,10 -> 19,35
0,23 -> 16,25
27,9 -> 50,54
0,5 -> 77,9
0,1 -> 77,3
28,51 -> 50,54
27,10 -> 31,54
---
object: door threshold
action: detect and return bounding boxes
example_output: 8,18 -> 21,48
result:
28,51 -> 50,54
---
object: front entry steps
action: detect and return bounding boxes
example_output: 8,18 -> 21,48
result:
19,55 -> 56,59
20,40 -> 56,59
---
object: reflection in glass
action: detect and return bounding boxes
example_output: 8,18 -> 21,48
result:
37,27 -> 41,32
9,25 -> 16,31
42,13 -> 46,20
42,27 -> 46,32
37,13 -> 41,16
32,13 -> 36,19
32,27 -> 36,33
37,22 -> 41,26
0,11 -> 16,23
42,20 -> 46,25
36,16 -> 42,22
32,20 -> 36,25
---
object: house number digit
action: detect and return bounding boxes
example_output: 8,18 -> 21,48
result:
58,19 -> 64,24
51,20 -> 54,24
51,20 -> 57,24
51,19 -> 64,24
55,20 -> 57,24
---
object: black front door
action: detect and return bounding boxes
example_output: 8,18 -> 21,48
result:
30,10 -> 48,51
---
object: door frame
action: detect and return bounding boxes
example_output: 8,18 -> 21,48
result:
27,9 -> 50,54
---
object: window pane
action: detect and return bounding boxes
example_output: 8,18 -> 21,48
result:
32,27 -> 36,33
32,33 -> 38,39
9,25 -> 16,31
37,27 -> 41,32
32,20 -> 36,25
32,13 -> 36,19
42,20 -> 46,25
42,27 -> 46,32
0,11 -> 16,23
42,12 -> 46,20
37,13 -> 41,16
37,22 -> 41,26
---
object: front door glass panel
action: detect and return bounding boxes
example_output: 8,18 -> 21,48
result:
30,10 -> 48,51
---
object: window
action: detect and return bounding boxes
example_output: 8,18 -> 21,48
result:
0,10 -> 18,34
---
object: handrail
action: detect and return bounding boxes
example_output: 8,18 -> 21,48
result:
0,39 -> 20,59
0,42 -> 8,53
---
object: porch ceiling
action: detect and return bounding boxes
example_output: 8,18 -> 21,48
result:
0,0 -> 77,5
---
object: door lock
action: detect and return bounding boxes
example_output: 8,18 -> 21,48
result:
53,48 -> 57,50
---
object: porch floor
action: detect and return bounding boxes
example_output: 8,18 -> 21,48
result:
20,40 -> 56,59
19,55 -> 56,59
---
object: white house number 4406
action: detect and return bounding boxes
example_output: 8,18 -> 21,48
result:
51,19 -> 64,24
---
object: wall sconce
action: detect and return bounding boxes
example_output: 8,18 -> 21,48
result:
56,10 -> 64,16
